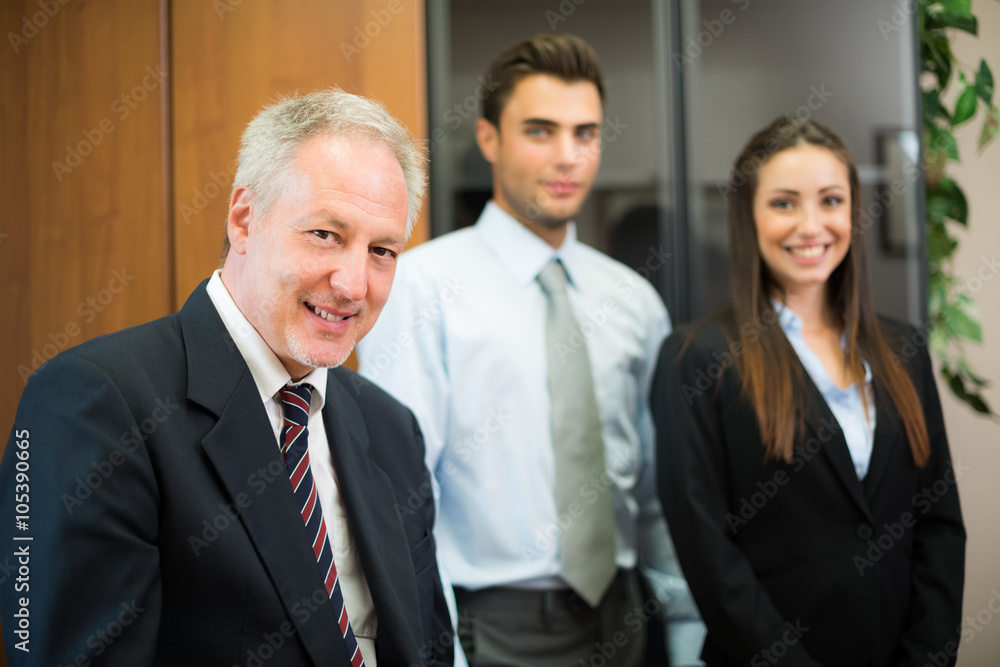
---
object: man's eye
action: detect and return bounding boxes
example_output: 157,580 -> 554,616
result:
312,230 -> 331,240
577,129 -> 597,141
372,247 -> 397,259
526,127 -> 549,138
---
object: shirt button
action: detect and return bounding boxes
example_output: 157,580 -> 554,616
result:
856,523 -> 874,541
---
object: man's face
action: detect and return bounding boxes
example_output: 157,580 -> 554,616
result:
477,74 -> 603,242
225,133 -> 409,379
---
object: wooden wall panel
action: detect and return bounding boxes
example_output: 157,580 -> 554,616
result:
0,0 -> 32,456
0,0 -> 168,439
171,0 -> 429,303
0,1 -> 167,662
360,0 -> 430,246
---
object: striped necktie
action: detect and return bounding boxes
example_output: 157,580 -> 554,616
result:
279,383 -> 366,667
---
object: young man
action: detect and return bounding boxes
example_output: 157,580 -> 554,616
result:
0,89 -> 453,667
359,35 -> 703,666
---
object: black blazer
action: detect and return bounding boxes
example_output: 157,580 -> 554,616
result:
651,314 -> 965,667
0,283 -> 453,666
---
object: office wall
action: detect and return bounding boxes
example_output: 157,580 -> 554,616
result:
0,1 -> 426,662
943,1 -> 1000,664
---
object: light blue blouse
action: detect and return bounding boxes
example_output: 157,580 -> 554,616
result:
774,302 -> 877,479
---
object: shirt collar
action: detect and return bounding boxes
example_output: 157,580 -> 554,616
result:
476,200 -> 584,289
771,298 -> 873,385
206,270 -> 328,409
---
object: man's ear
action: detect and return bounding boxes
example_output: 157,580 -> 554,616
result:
227,186 -> 254,255
475,117 -> 500,165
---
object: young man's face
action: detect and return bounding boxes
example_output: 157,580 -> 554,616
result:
477,74 -> 603,245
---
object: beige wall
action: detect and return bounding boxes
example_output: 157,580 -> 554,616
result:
942,3 -> 1000,665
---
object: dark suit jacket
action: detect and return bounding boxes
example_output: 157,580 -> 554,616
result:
0,283 -> 453,666
651,314 -> 965,667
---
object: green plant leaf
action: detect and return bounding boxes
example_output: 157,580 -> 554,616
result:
939,0 -> 978,33
942,367 -> 996,416
976,59 -> 995,104
923,89 -> 952,123
927,178 -> 969,224
952,84 -> 979,125
957,360 -> 991,387
943,305 -> 983,342
979,104 -> 1000,151
922,32 -> 954,88
965,391 -> 993,415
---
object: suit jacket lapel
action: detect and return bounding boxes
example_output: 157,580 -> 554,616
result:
180,283 -> 348,666
801,377 -> 875,523
862,382 -> 902,501
322,375 -> 423,665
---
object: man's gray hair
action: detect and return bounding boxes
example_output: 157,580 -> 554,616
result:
223,87 -> 426,259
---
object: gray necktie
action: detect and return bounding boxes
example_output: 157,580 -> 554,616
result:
537,259 -> 617,607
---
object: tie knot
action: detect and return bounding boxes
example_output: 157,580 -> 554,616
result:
537,260 -> 568,297
279,383 -> 313,426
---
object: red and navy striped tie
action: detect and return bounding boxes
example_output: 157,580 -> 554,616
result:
279,383 -> 366,667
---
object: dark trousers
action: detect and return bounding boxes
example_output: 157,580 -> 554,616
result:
455,570 -> 649,667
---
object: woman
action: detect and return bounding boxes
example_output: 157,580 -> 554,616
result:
652,117 -> 965,666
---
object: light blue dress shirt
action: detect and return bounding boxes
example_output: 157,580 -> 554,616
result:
358,202 -> 705,664
774,302 -> 877,479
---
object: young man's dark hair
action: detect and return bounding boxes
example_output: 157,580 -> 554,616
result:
481,33 -> 605,128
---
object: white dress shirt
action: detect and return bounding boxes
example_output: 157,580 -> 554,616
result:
358,202 -> 705,664
207,271 -> 377,664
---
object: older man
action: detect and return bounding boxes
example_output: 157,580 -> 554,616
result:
0,89 -> 452,667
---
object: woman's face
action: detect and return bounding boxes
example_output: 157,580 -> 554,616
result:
753,143 -> 853,296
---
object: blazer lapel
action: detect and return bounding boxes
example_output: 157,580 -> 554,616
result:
802,380 -> 875,523
862,382 -> 903,501
180,283 -> 349,666
322,376 -> 423,665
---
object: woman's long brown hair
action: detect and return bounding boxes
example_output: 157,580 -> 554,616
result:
726,116 -> 929,466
